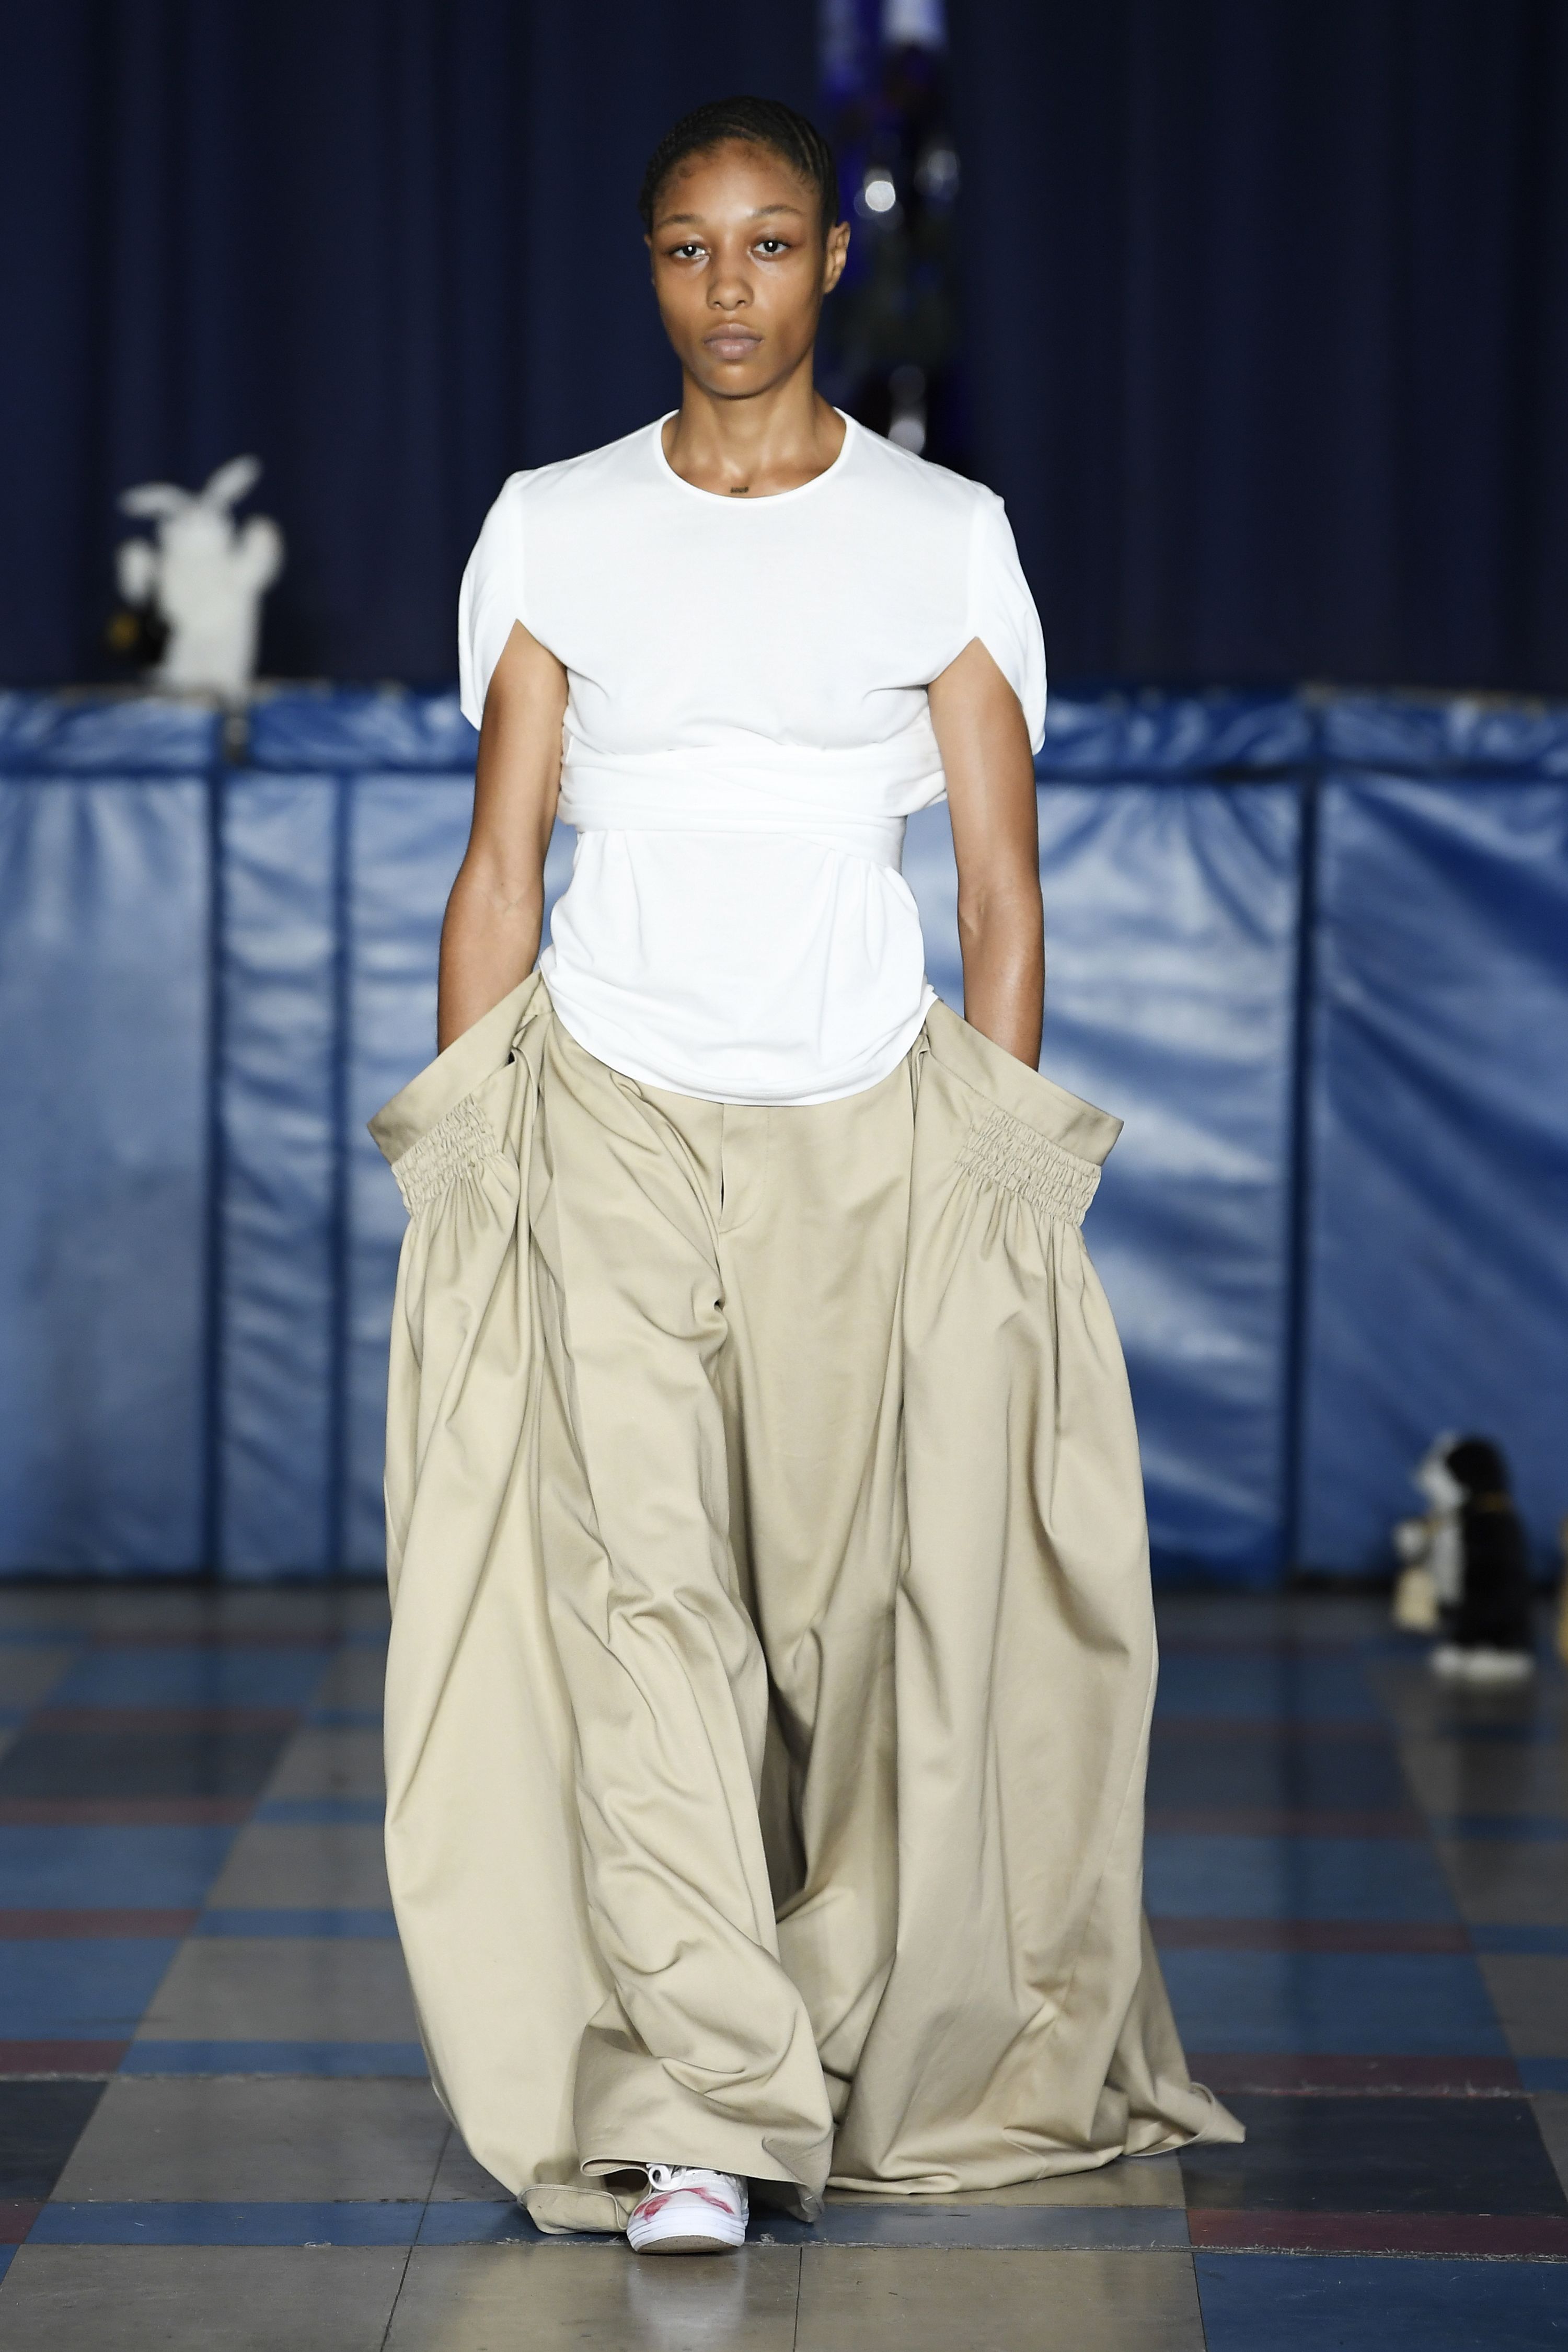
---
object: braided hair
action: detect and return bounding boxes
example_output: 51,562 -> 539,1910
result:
638,97 -> 840,241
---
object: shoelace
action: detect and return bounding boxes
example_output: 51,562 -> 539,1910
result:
638,2165 -> 740,2219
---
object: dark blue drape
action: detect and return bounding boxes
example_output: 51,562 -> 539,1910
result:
8,6 -> 1568,693
949,0 -> 1568,694
0,0 -> 816,686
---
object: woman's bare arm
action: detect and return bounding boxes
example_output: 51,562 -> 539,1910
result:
436,621 -> 568,1051
927,637 -> 1044,1067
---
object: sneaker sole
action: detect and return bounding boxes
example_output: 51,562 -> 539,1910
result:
631,2230 -> 744,2255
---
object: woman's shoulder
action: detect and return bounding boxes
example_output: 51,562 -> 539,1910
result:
846,423 -> 1006,525
484,421 -> 661,522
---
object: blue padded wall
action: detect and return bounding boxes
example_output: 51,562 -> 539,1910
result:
0,697 -> 219,1571
219,767 -> 340,1575
3,686 -> 1565,1583
1300,700 -> 1568,1574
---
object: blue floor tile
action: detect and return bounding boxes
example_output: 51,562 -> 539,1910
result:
1161,1949 -> 1510,2054
0,1727 -> 289,1800
0,1941 -> 180,2037
49,1649 -> 329,1709
1196,2253 -> 1568,2350
1472,1926 -> 1568,1954
192,1908 -> 397,1938
1156,1654 -> 1380,1723
1520,2060 -> 1568,2092
31,2201 -> 423,2246
304,1708 -> 383,1729
1147,1738 -> 1412,1813
762,2206 -> 1190,2250
416,2205 -> 613,2247
253,1798 -> 384,1825
1145,1835 -> 1459,1921
0,1826 -> 238,1906
417,2202 -> 547,2245
0,2245 -> 16,2281
1180,2094 -> 1566,2217
120,2040 -> 428,2076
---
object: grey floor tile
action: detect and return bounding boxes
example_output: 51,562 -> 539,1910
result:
1534,2094 -> 1568,2200
312,1648 -> 389,1711
430,2134 -> 512,2200
794,2246 -> 1205,2351
1479,1955 -> 1568,2056
1372,1661 -> 1564,1741
0,2245 -> 405,2351
52,2074 -> 448,2202
0,1592 -> 104,1631
1155,1596 -> 1388,1648
782,2209 -> 1186,2251
0,1644 -> 78,1708
134,1936 -> 419,2041
826,2154 -> 1186,2210
1437,1840 -> 1568,1926
0,1587 -> 378,1642
263,1730 -> 386,1801
1400,1738 -> 1568,1820
388,2243 -> 800,2350
204,1823 -> 392,1907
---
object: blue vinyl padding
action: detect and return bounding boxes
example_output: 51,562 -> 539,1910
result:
0,696 -> 220,1573
2,686 -> 1565,1582
1300,767 -> 1568,1574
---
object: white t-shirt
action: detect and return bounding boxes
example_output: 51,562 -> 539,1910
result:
458,411 -> 1045,1105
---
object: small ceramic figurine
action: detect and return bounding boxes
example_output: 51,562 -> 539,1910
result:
1393,1434 -> 1535,1683
115,456 -> 283,698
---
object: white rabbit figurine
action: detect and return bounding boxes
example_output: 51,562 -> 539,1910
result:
116,455 -> 283,698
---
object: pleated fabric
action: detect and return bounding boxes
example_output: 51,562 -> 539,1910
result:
370,974 -> 1241,2234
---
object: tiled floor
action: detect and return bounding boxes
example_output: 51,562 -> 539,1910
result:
0,1586 -> 1563,2348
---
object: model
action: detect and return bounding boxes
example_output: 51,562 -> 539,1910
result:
370,94 -> 1241,2256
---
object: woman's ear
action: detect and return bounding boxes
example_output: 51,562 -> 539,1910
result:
823,218 -> 851,296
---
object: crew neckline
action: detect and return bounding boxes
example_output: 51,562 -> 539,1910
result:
652,409 -> 857,506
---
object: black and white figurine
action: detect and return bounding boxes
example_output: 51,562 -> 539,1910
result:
1393,1435 -> 1535,1684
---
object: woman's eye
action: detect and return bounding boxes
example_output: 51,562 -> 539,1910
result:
756,239 -> 788,257
671,243 -> 704,260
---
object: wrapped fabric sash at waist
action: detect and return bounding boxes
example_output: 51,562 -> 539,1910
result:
558,740 -> 946,870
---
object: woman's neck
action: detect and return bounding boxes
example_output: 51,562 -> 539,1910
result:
662,370 -> 845,499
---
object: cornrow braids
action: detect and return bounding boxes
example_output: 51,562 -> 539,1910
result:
638,96 -> 840,240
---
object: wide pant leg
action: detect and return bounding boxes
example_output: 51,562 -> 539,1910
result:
713,1063 -> 913,2120
527,1017 -> 836,2193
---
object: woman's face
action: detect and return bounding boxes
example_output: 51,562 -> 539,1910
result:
647,140 -> 849,400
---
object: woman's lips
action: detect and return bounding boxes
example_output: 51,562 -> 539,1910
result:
704,331 -> 762,360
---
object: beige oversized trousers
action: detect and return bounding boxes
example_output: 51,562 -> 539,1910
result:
371,972 -> 1240,2235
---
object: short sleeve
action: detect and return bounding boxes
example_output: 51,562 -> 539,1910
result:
457,474 -> 529,730
966,491 -> 1047,753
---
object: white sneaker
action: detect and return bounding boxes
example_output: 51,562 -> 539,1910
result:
1431,1643 -> 1535,1685
627,2164 -> 748,2255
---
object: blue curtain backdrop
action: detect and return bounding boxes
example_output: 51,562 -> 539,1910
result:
4,2 -> 1568,691
5,687 -> 1565,1584
0,0 -> 817,687
947,0 -> 1568,693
